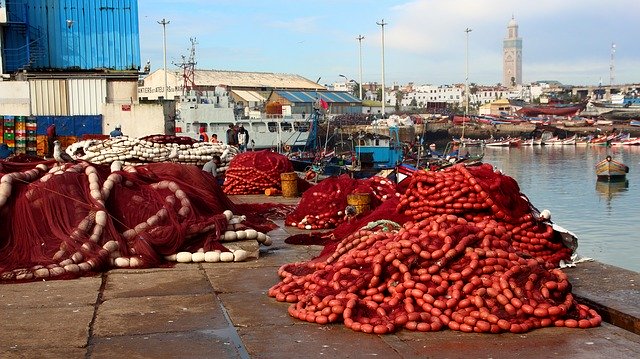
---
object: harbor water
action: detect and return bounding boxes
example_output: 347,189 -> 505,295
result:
481,144 -> 640,273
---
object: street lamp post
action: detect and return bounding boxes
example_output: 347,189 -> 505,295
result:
357,35 -> 364,100
158,18 -> 170,100
376,19 -> 387,117
463,27 -> 472,140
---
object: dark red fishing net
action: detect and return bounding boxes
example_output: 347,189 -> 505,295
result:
285,174 -> 398,230
269,163 -> 598,334
0,160 -> 271,282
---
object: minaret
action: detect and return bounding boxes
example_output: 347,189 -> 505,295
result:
503,16 -> 522,88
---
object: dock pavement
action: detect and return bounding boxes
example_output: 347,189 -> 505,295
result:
1,194 -> 639,358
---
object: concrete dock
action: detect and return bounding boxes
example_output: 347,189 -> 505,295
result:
1,195 -> 640,358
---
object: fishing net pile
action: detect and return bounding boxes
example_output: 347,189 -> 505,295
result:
285,174 -> 399,230
66,135 -> 238,170
0,160 -> 273,282
269,163 -> 600,334
223,150 -> 295,195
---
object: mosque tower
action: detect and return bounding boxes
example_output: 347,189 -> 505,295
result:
503,16 -> 522,88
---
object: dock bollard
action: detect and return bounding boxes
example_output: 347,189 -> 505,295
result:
280,172 -> 299,198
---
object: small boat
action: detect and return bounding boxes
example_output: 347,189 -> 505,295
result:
630,119 -> 640,127
484,137 -> 520,147
561,135 -> 577,146
610,133 -> 640,146
595,156 -> 629,182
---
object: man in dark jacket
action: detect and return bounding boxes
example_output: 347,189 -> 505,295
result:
46,124 -> 57,158
226,124 -> 238,146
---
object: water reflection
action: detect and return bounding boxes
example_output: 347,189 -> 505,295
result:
595,180 -> 629,208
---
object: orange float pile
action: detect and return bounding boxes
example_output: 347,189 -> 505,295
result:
268,163 -> 600,334
223,150 -> 294,195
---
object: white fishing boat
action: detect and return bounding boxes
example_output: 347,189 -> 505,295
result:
174,90 -> 312,151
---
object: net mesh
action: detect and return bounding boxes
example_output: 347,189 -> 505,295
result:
0,159 -> 271,282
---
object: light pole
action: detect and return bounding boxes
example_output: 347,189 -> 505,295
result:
376,19 -> 387,118
609,42 -> 616,87
158,18 -> 170,100
357,35 -> 364,100
463,27 -> 472,140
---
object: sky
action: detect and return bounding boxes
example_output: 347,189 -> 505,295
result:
138,0 -> 640,88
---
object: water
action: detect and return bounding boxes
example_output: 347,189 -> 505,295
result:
480,145 -> 640,273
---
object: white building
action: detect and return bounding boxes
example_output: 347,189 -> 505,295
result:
389,85 -> 463,108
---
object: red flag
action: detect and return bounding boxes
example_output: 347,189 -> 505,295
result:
319,98 -> 328,110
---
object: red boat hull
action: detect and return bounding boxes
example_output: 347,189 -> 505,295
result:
516,104 -> 585,117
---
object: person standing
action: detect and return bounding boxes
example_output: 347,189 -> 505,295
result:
0,143 -> 13,159
110,124 -> 123,138
199,126 -> 209,142
226,124 -> 238,146
237,125 -> 249,152
46,123 -> 57,158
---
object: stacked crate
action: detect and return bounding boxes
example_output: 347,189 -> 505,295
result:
26,117 -> 37,155
14,116 -> 26,154
3,116 -> 15,151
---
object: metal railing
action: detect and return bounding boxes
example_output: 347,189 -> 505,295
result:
3,1 -> 47,72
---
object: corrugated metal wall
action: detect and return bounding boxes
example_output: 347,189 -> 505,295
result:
30,78 -> 107,116
68,78 -> 107,115
18,0 -> 140,71
30,79 -> 69,116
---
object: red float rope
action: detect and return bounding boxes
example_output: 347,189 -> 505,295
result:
269,163 -> 600,334
223,150 -> 294,195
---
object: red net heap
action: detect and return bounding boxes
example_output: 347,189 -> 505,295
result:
285,174 -> 398,230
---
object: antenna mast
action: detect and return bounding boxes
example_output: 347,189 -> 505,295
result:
174,38 -> 198,96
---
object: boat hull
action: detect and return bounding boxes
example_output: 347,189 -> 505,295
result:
595,157 -> 629,182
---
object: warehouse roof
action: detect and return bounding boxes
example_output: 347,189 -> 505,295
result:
276,90 -> 360,103
145,69 -> 326,90
231,90 -> 266,102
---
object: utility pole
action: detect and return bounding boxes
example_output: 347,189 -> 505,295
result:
158,18 -> 170,100
463,27 -> 472,140
609,42 -> 616,87
376,19 -> 387,117
357,35 -> 365,100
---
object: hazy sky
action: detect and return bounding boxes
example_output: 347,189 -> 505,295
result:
138,0 -> 640,88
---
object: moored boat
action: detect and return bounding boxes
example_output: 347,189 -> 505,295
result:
484,137 -> 520,147
595,156 -> 629,182
512,100 -> 587,117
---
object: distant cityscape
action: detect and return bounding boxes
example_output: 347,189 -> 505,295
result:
327,16 -> 638,113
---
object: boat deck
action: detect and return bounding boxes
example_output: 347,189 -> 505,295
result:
1,194 -> 639,358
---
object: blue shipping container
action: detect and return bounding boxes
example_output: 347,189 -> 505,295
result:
4,0 -> 140,72
36,115 -> 103,136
